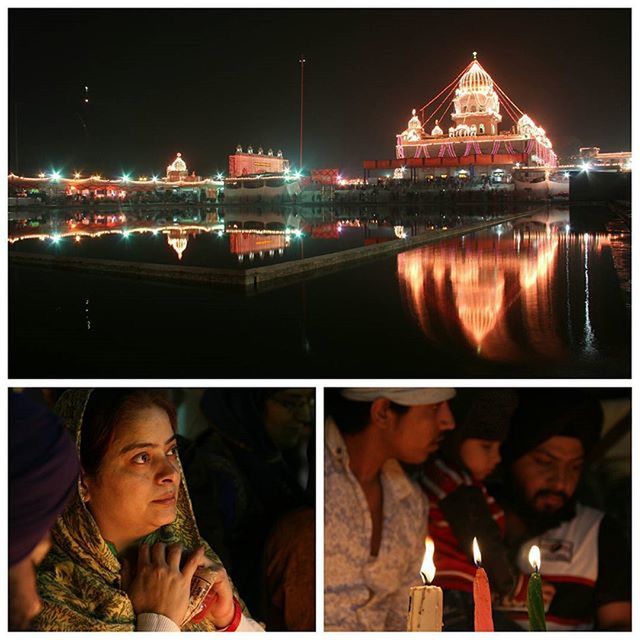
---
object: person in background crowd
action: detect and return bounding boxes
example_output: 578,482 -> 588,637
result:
9,391 -> 80,630
497,390 -> 631,631
417,389 -> 519,630
182,388 -> 314,626
262,505 -> 315,631
324,388 -> 455,631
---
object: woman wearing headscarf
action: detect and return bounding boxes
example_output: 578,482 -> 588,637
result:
34,389 -> 264,632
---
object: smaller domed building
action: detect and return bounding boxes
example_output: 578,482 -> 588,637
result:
166,152 -> 188,181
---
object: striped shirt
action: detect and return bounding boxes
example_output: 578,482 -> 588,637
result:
419,457 -> 505,592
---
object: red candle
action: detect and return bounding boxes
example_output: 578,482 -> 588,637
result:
472,537 -> 494,631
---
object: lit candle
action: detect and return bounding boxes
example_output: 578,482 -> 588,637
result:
407,536 -> 443,631
527,545 -> 546,631
472,537 -> 494,631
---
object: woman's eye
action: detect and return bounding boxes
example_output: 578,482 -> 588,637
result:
167,446 -> 178,457
132,452 -> 150,464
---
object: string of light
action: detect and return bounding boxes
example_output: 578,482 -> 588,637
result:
423,83 -> 459,130
418,61 -> 473,119
492,80 -> 524,118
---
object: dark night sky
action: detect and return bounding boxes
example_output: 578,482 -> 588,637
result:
9,8 -> 631,177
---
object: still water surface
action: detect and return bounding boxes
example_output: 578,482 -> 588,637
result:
9,204 -> 630,378
9,204 -> 510,268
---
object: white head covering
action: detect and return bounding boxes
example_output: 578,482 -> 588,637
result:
340,388 -> 455,406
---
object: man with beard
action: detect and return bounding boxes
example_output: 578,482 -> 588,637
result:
497,390 -> 631,631
324,388 -> 456,631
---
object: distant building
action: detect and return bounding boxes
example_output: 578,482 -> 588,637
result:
166,152 -> 189,181
311,168 -> 339,185
228,146 -> 289,177
166,152 -> 201,182
577,147 -> 631,171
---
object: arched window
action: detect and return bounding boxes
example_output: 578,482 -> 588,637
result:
479,124 -> 485,134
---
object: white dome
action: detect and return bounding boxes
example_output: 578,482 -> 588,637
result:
167,153 -> 187,173
458,60 -> 494,95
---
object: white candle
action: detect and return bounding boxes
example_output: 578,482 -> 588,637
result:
407,536 -> 443,632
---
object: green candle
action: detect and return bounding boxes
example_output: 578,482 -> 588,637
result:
527,545 -> 547,631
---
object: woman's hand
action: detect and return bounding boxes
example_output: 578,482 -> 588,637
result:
121,542 -> 205,626
205,568 -> 236,629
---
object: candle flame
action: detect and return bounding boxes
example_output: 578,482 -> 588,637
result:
420,536 -> 436,584
528,545 -> 541,572
472,537 -> 482,567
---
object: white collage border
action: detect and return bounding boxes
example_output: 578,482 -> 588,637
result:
2,0 -> 637,636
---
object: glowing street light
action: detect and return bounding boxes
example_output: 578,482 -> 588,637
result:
74,172 -> 82,179
50,170 -> 61,181
121,173 -> 131,183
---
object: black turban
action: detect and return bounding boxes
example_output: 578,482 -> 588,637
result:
440,389 -> 519,469
9,392 -> 80,567
501,389 -> 603,465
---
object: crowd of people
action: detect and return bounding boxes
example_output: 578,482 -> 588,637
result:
324,387 -> 631,632
9,388 -> 315,632
326,178 -> 515,205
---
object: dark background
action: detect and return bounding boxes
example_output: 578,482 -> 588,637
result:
9,8 -> 631,177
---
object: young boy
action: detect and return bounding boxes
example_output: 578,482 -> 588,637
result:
418,389 -> 519,630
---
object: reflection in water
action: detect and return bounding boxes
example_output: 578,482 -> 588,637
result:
583,234 -> 596,354
605,219 -> 631,309
397,211 -> 612,364
224,211 -> 297,262
9,205 -> 509,268
230,233 -> 287,262
166,229 -> 199,260
9,210 -> 224,261
8,204 -> 629,378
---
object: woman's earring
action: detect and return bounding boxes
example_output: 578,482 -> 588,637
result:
79,482 -> 89,502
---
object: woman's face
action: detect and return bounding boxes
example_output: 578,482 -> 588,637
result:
83,405 -> 180,551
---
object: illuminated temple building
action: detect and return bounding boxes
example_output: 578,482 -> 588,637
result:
365,53 -> 557,179
8,152 -> 215,202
